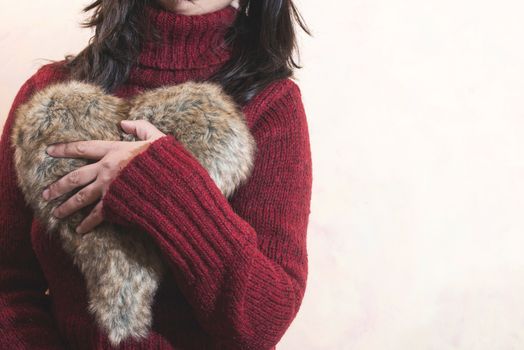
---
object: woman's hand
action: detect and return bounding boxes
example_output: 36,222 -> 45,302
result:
42,120 -> 166,234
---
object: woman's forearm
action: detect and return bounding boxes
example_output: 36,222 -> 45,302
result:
101,80 -> 312,348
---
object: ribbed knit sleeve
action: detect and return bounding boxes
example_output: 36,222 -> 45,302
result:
0,76 -> 66,349
101,80 -> 312,349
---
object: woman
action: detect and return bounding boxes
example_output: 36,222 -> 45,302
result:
0,0 -> 312,349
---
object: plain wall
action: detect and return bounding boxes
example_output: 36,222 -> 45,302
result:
2,1 -> 524,349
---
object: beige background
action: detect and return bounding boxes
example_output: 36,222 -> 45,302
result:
2,1 -> 524,349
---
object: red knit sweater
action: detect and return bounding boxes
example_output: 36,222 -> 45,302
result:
0,4 -> 312,350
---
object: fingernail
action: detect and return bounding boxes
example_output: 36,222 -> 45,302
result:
76,226 -> 83,234
42,189 -> 49,200
53,209 -> 61,218
46,145 -> 55,155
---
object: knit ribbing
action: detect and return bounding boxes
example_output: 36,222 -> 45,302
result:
0,4 -> 312,350
123,4 -> 236,90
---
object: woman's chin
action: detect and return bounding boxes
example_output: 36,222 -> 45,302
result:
157,0 -> 199,15
158,0 -> 232,15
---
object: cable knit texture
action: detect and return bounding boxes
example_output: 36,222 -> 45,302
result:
0,3 -> 312,350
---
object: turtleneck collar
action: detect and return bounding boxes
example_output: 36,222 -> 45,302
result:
138,2 -> 238,71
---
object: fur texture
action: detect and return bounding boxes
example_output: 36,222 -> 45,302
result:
10,80 -> 256,346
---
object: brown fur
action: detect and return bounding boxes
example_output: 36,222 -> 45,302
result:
10,80 -> 256,346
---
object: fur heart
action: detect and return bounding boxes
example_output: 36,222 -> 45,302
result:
10,80 -> 256,346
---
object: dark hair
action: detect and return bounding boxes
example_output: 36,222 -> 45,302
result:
64,0 -> 310,105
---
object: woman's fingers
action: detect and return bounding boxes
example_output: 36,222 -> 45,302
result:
121,120 -> 165,141
43,163 -> 99,201
76,201 -> 104,234
45,136 -> 158,228
47,140 -> 118,159
53,180 -> 103,219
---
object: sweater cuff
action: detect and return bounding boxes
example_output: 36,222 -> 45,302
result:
101,134 -> 257,278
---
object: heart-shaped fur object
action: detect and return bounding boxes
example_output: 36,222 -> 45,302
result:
10,80 -> 256,346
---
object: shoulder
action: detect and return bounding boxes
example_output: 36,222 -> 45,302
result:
20,60 -> 70,94
8,60 -> 70,114
2,60 -> 69,142
10,60 -> 69,110
256,77 -> 302,103
243,77 -> 306,131
245,78 -> 303,113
